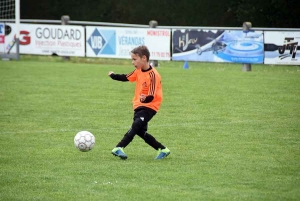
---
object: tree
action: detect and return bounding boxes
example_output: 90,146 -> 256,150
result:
228,0 -> 300,28
20,0 -> 300,28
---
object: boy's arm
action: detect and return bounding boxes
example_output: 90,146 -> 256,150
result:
108,71 -> 129,82
140,94 -> 154,103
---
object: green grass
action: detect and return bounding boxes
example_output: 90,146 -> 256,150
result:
0,56 -> 300,201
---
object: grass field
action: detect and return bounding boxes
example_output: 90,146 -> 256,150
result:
0,56 -> 300,200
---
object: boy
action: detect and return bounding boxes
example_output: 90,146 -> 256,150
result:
108,45 -> 170,160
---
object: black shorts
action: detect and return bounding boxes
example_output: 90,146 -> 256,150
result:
133,107 -> 156,132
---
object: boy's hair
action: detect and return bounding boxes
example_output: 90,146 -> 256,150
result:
131,45 -> 150,61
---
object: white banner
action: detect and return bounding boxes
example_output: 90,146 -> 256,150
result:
4,23 -> 85,57
264,31 -> 300,65
86,27 -> 171,60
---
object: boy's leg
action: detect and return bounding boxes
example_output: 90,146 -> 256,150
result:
115,119 -> 141,148
137,130 -> 166,150
115,109 -> 152,148
137,130 -> 170,159
112,110 -> 144,159
112,108 -> 170,159
112,120 -> 140,159
134,108 -> 166,150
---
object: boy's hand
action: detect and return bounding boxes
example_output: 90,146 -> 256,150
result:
108,71 -> 114,76
140,94 -> 146,102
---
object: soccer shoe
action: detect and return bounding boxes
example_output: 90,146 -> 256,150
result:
111,147 -> 128,160
155,147 -> 170,160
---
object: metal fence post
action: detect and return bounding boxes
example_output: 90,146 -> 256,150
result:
149,20 -> 158,67
61,15 -> 70,60
242,22 -> 252,71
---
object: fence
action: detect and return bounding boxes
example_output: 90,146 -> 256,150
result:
1,19 -> 300,66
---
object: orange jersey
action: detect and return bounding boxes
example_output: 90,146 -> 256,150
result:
126,67 -> 163,112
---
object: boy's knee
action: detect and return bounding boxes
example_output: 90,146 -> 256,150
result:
132,118 -> 145,129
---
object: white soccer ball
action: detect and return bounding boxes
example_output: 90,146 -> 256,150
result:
74,131 -> 95,152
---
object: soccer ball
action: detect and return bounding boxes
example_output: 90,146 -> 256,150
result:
74,131 -> 95,152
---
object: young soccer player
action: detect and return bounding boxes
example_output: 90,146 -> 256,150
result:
108,45 -> 170,160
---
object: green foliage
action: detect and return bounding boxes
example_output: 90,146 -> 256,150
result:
21,0 -> 300,27
231,0 -> 300,27
0,58 -> 300,200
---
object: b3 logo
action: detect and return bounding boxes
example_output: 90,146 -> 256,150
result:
0,24 -> 4,43
18,31 -> 31,45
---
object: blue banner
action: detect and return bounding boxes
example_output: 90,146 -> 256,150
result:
172,29 -> 264,64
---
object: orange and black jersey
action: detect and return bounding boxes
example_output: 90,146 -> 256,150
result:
110,66 -> 163,112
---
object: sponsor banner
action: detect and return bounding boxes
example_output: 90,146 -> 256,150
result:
172,29 -> 264,64
4,23 -> 85,56
0,23 -> 4,52
264,31 -> 300,65
86,27 -> 171,60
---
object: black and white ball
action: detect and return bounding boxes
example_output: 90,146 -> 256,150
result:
74,131 -> 95,152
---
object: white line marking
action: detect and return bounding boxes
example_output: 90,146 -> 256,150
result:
0,120 -> 255,135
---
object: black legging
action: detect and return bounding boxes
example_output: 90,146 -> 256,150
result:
116,108 -> 165,150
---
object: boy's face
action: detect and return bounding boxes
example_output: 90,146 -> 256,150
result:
131,53 -> 147,69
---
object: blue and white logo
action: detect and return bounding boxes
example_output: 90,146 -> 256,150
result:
87,28 -> 116,55
0,23 -> 4,35
0,23 -> 5,44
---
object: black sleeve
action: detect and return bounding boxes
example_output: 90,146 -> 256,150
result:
141,95 -> 154,103
110,73 -> 129,82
